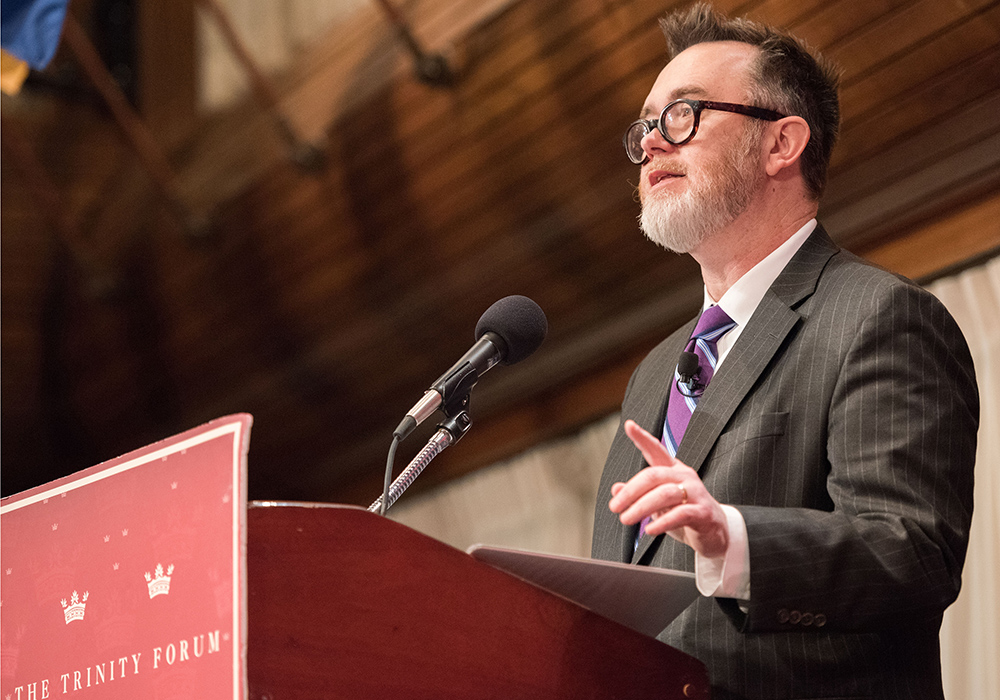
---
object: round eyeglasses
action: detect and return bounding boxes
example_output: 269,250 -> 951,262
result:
623,98 -> 785,164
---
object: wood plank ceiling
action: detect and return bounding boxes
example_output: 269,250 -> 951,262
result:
2,0 -> 999,504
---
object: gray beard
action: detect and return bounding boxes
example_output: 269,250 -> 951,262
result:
638,128 -> 764,254
639,189 -> 728,254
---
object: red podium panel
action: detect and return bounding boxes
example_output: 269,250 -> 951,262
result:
247,503 -> 710,699
0,415 -> 252,700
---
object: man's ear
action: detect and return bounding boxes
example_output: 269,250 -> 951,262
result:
764,116 -> 810,177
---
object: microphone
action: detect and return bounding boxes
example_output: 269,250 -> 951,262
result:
394,295 -> 548,441
676,351 -> 702,396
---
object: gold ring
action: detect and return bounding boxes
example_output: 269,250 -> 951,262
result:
678,483 -> 688,505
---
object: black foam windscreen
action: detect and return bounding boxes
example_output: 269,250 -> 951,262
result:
678,351 -> 700,378
475,295 -> 548,366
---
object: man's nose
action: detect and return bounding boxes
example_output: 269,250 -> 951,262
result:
640,124 -> 674,160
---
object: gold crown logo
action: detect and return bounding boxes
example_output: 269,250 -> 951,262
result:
144,564 -> 174,599
60,591 -> 89,624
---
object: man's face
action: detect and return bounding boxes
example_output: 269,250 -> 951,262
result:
637,41 -> 767,254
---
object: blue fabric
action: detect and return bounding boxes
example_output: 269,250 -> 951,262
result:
1,0 -> 71,69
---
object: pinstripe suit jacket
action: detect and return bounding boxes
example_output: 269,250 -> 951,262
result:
591,225 -> 978,700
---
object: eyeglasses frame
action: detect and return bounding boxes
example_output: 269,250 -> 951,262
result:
624,98 -> 786,164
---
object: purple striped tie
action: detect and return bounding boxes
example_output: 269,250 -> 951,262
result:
637,305 -> 736,543
662,304 -> 737,456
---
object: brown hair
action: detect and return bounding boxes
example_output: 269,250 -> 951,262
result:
660,3 -> 841,199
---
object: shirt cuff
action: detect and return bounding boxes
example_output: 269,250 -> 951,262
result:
694,504 -> 751,600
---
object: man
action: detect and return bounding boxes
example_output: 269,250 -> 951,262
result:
591,5 -> 978,699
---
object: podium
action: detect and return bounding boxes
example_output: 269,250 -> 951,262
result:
0,416 -> 709,699
247,502 -> 710,699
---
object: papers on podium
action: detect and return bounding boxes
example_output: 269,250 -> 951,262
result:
468,545 -> 698,638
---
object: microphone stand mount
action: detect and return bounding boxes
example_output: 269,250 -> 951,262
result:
368,396 -> 473,514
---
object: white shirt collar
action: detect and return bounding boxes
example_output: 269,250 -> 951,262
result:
704,218 -> 818,327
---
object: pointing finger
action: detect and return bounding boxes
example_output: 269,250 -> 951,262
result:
624,419 -> 677,468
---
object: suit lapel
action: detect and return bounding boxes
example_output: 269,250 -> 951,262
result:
679,226 -> 839,473
631,226 -> 839,563
676,295 -> 798,473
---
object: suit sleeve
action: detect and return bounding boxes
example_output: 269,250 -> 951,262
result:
732,279 -> 978,633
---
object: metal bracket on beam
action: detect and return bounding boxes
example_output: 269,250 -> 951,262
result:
372,0 -> 455,87
194,0 -> 326,172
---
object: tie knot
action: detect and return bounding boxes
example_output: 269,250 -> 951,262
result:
692,305 -> 736,341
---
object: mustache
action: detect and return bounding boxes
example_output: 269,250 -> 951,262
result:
639,159 -> 689,204
643,158 -> 688,176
